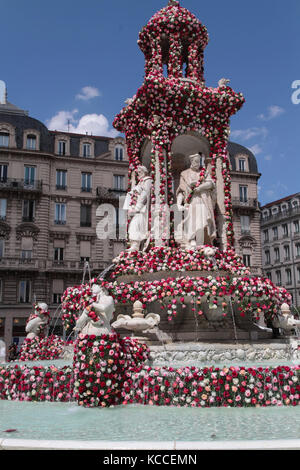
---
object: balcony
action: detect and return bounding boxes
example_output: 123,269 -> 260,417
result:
262,205 -> 300,224
54,220 -> 66,225
0,178 -> 42,195
96,186 -> 126,202
232,197 -> 259,210
0,257 -> 40,270
22,216 -> 35,223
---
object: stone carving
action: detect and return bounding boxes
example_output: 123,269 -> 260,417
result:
112,313 -> 160,333
123,165 -> 153,252
218,78 -> 230,88
74,284 -> 115,336
272,303 -> 300,334
112,300 -> 160,335
25,302 -> 50,340
176,153 -> 217,248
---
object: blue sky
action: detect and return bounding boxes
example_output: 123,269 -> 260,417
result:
1,0 -> 299,205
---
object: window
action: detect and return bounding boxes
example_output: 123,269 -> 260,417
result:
281,203 -> 288,213
55,203 -> 66,224
275,270 -> 282,286
52,279 -> 64,304
266,272 -> 272,281
0,164 -> 7,182
22,200 -> 35,222
262,210 -> 269,219
26,135 -> 36,150
243,254 -> 251,267
296,243 -> 300,258
56,170 -> 67,190
58,140 -> 66,156
0,239 -> 4,258
263,229 -> 269,242
21,237 -> 33,260
115,145 -> 124,161
294,220 -> 300,234
81,172 -> 92,192
0,199 -> 7,220
240,215 -> 250,234
114,175 -> 125,191
80,240 -> 91,262
286,269 -> 292,285
265,250 -> 270,264
80,204 -> 91,227
0,132 -> 9,147
24,166 -> 35,186
284,245 -> 290,261
238,158 -> 246,172
282,223 -> 288,237
297,267 -> 300,283
54,247 -> 64,262
19,280 -> 31,303
239,185 -> 248,203
272,226 -> 278,240
274,247 -> 280,262
83,143 -> 91,157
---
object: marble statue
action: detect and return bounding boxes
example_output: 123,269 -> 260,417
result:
218,78 -> 230,88
25,302 -> 50,340
74,284 -> 115,336
112,300 -> 160,335
176,153 -> 217,248
272,303 -> 300,334
123,165 -> 153,252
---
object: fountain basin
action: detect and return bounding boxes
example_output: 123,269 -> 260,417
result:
0,401 -> 299,449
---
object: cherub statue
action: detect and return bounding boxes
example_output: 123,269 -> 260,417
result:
25,302 -> 50,340
74,284 -> 115,336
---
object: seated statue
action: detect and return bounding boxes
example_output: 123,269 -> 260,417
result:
176,153 -> 217,249
25,302 -> 50,340
123,165 -> 152,252
74,284 -> 115,336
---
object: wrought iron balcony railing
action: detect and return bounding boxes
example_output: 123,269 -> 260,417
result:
0,178 -> 42,193
231,197 -> 259,209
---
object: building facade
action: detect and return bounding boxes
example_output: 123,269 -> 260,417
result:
0,85 -> 128,348
228,142 -> 262,275
0,83 -> 263,348
261,193 -> 300,308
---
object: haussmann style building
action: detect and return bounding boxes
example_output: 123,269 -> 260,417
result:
261,193 -> 300,308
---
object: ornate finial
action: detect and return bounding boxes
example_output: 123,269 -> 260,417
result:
168,0 -> 179,6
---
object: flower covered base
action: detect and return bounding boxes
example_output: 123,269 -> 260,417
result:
18,335 -> 66,362
73,333 -> 150,407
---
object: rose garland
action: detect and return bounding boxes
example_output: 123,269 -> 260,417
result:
185,167 -> 206,204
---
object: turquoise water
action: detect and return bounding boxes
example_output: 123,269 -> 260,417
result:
0,401 -> 299,442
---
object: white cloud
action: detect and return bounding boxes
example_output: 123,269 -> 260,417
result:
249,144 -> 263,155
230,127 -> 268,141
47,110 -> 119,137
76,86 -> 101,101
258,105 -> 285,121
264,154 -> 272,161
